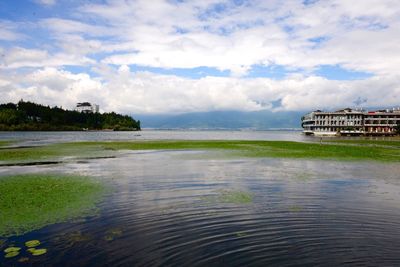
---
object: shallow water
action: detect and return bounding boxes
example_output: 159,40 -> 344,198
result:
1,149 -> 400,266
0,130 -> 307,146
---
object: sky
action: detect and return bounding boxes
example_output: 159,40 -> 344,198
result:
0,0 -> 399,114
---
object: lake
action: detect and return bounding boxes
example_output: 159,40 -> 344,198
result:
0,130 -> 308,146
1,131 -> 400,266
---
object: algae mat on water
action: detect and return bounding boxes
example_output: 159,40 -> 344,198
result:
77,140 -> 400,162
0,174 -> 106,237
2,140 -> 400,163
0,141 -> 12,147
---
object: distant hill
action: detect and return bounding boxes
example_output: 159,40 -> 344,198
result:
0,101 -> 140,131
135,106 -> 400,130
135,110 -> 304,130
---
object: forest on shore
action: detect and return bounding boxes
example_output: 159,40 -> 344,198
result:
0,101 -> 140,131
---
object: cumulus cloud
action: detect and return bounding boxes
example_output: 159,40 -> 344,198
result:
5,0 -> 400,75
77,0 -> 400,75
1,0 -> 400,113
1,67 -> 399,114
0,47 -> 95,69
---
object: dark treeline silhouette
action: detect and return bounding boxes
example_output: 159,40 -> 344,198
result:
0,100 -> 140,131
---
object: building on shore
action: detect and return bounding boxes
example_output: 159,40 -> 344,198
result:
301,108 -> 400,136
75,102 -> 99,113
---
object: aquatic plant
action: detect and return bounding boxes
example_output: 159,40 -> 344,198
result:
28,248 -> 47,256
324,139 -> 400,148
2,139 -> 400,165
0,174 -> 106,237
0,143 -> 113,163
4,247 -> 21,253
25,240 -> 40,248
3,247 -> 21,258
26,245 -> 47,256
18,257 -> 29,262
202,190 -> 254,205
236,232 -> 248,237
104,228 -> 123,241
4,251 -> 20,258
53,231 -> 92,249
0,141 -> 12,147
288,205 -> 303,212
294,172 -> 313,182
218,190 -> 253,204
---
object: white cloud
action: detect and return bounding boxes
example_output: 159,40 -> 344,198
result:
34,0 -> 56,6
1,67 -> 399,114
0,21 -> 24,41
4,0 -> 400,76
40,18 -> 110,37
63,0 -> 398,76
1,0 -> 400,113
0,47 -> 95,69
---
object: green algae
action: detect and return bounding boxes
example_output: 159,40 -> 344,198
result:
288,205 -> 304,212
218,190 -> 253,204
1,139 -> 400,164
0,174 -> 106,237
202,189 -> 254,205
18,257 -> 29,262
53,231 -> 92,249
104,228 -> 123,241
236,232 -> 248,238
0,140 -> 12,147
18,257 -> 29,263
324,138 -> 400,148
0,143 -> 113,164
294,172 -> 314,182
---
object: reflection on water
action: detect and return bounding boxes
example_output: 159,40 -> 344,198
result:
0,130 -> 307,146
1,150 -> 400,266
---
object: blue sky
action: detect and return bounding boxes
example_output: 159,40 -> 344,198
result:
0,0 -> 399,113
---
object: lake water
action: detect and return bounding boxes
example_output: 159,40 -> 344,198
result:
1,131 -> 400,266
0,130 -> 308,146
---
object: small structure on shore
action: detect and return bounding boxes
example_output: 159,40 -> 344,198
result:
75,102 -> 99,113
302,107 -> 400,136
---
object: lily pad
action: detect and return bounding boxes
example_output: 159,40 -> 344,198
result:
29,248 -> 47,256
4,246 -> 21,253
27,248 -> 36,253
25,240 -> 41,248
5,251 -> 20,258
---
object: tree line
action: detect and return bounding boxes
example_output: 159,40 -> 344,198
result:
0,100 -> 140,131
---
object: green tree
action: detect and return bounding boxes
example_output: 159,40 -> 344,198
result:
0,100 -> 140,131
